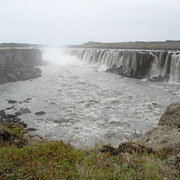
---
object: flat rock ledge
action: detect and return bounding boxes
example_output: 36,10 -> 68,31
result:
136,102 -> 180,151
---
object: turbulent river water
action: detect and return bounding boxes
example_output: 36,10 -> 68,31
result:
0,48 -> 180,148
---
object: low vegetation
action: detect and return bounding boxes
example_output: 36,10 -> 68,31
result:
0,124 -> 179,179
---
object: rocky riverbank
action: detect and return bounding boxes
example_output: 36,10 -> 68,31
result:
0,48 -> 43,84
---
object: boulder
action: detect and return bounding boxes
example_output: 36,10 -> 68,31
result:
158,102 -> 180,128
136,103 -> 180,151
35,111 -> 46,115
148,75 -> 165,82
26,128 -> 36,132
0,110 -> 6,118
6,114 -> 17,119
8,100 -> 17,104
136,126 -> 180,151
15,108 -> 31,116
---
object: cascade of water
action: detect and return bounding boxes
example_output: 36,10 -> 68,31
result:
68,48 -> 180,83
170,54 -> 180,83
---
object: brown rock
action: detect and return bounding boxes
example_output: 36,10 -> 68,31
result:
136,103 -> 180,151
136,126 -> 180,151
158,102 -> 180,128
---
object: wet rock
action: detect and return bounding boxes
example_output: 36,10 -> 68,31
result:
148,75 -> 165,82
26,128 -> 36,132
6,114 -> 17,119
15,108 -> 31,116
106,51 -> 154,79
8,100 -> 17,104
50,102 -> 56,105
26,98 -> 32,101
23,98 -> 32,103
14,118 -> 21,122
152,102 -> 160,106
0,110 -> 6,119
18,122 -> 27,128
6,106 -> 15,110
0,128 -> 12,141
158,102 -> 180,128
35,111 -> 46,115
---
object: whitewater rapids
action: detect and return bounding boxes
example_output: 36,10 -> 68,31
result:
0,48 -> 179,148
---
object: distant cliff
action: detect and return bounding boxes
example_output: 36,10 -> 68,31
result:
0,49 -> 43,84
69,49 -> 180,83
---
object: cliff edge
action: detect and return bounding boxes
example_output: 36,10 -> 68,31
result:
0,49 -> 43,84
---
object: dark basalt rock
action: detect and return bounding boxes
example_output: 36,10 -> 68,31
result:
0,49 -> 43,84
23,98 -> 32,103
35,111 -> 46,115
0,108 -> 28,129
8,100 -> 17,104
148,75 -> 165,82
0,110 -> 6,119
18,122 -> 27,128
6,114 -> 17,119
50,102 -> 56,105
106,51 -> 154,79
26,128 -> 36,131
15,108 -> 31,116
6,106 -> 15,110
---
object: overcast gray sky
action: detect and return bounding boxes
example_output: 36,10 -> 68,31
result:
0,0 -> 180,45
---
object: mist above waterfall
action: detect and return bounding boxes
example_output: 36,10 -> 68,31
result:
42,48 -> 79,65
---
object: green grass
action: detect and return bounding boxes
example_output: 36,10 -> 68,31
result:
0,124 -> 179,179
0,142 -> 179,179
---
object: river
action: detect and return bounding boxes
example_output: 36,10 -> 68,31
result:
0,48 -> 179,148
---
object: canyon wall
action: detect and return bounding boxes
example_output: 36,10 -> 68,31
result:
0,49 -> 43,84
69,49 -> 180,83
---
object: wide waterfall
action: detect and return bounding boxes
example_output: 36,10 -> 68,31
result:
68,49 -> 180,83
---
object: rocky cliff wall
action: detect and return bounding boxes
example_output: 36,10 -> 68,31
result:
0,49 -> 43,84
69,49 -> 180,83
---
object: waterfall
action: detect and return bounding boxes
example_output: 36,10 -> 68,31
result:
68,48 -> 180,83
170,54 -> 180,83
